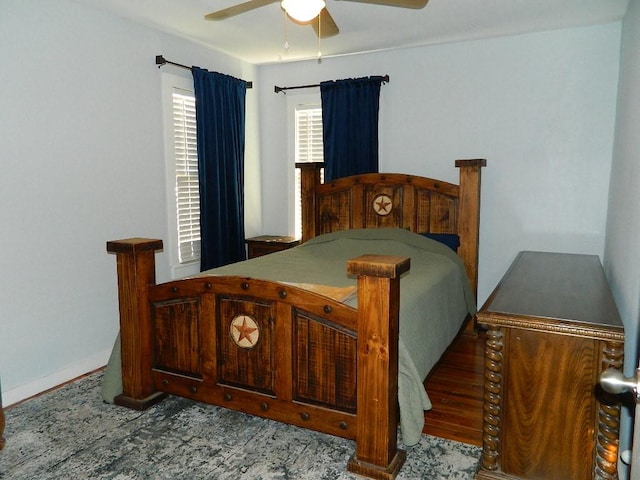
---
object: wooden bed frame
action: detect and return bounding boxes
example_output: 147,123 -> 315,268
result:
106,158 -> 486,480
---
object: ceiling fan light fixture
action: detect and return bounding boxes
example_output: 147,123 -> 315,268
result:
281,0 -> 326,23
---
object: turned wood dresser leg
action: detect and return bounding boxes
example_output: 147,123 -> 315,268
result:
479,328 -> 503,473
595,341 -> 624,480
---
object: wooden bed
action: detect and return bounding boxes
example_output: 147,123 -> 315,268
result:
106,158 -> 486,480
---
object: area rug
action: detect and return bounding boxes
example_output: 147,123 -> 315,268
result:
0,371 -> 480,479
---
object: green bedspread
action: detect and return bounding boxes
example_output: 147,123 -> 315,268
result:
102,228 -> 475,446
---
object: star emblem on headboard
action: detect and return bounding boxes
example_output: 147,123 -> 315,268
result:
230,314 -> 260,348
372,194 -> 393,216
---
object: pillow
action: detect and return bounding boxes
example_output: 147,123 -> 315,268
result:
420,233 -> 460,252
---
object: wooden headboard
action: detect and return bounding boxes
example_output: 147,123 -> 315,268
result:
297,159 -> 486,298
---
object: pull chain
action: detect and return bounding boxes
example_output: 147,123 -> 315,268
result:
317,11 -> 322,63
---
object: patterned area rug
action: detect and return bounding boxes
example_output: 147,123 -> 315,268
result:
0,372 -> 480,479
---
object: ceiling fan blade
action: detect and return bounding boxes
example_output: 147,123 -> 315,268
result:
336,0 -> 428,9
205,0 -> 280,20
311,8 -> 340,38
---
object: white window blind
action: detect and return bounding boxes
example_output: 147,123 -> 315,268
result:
173,91 -> 201,264
294,106 -> 324,239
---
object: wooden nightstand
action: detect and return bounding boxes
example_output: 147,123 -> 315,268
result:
475,251 -> 624,480
245,235 -> 300,259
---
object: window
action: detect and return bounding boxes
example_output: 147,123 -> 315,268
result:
172,91 -> 201,264
294,105 -> 324,239
162,72 -> 202,277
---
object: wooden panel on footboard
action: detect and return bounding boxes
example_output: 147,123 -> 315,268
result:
294,311 -> 358,412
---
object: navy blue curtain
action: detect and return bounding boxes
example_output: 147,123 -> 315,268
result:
320,76 -> 384,181
192,67 -> 246,271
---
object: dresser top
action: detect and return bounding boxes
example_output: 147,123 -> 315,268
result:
480,251 -> 623,331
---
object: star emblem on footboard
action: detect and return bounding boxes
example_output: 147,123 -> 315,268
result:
230,315 -> 260,348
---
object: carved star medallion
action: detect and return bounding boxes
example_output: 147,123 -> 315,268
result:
372,194 -> 393,216
230,314 -> 259,349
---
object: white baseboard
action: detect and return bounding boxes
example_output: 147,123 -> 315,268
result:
2,349 -> 112,407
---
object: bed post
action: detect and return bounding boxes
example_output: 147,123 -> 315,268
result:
455,159 -> 486,300
347,254 -> 410,480
106,238 -> 166,410
296,161 -> 323,243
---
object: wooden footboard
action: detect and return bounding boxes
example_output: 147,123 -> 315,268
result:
107,239 -> 409,480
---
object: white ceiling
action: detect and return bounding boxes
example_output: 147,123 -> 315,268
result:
75,0 -> 629,65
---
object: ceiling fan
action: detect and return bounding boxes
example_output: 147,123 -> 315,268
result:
204,0 -> 429,38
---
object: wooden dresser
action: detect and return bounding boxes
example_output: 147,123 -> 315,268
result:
475,251 -> 624,480
245,235 -> 300,259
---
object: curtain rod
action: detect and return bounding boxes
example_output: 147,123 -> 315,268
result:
274,75 -> 389,94
155,55 -> 253,89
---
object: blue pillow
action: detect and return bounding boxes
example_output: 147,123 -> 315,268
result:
420,233 -> 460,252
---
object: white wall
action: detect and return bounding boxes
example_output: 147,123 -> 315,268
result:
605,0 -> 640,465
257,23 -> 622,306
0,0 -> 259,405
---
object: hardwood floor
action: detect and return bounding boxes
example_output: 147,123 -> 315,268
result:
422,329 -> 485,446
